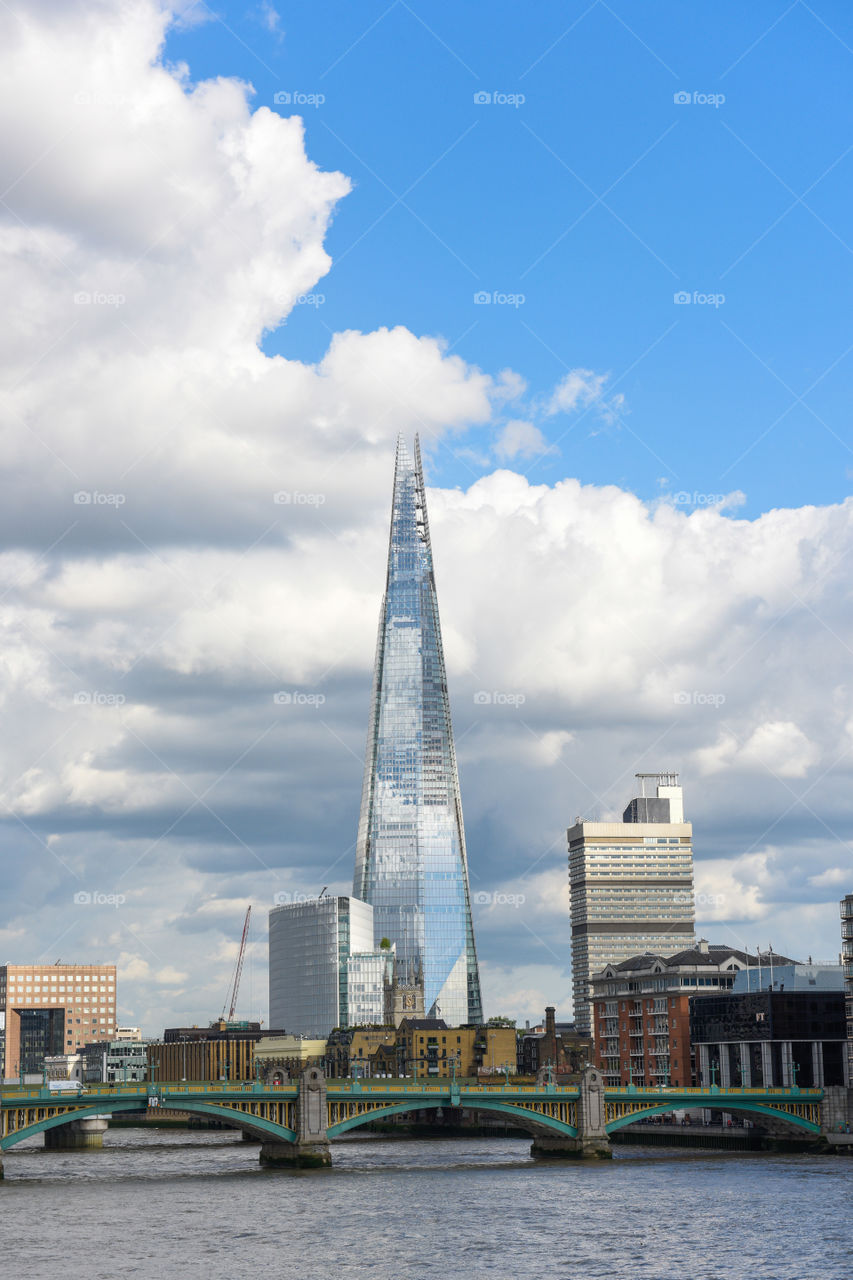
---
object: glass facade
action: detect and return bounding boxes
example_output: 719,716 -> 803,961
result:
268,896 -> 374,1038
346,950 -> 395,1025
354,436 -> 483,1026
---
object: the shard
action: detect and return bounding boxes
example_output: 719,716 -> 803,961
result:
354,435 -> 483,1025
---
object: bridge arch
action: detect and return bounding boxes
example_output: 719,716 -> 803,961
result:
327,1098 -> 578,1140
605,1099 -> 821,1136
1,1098 -> 297,1152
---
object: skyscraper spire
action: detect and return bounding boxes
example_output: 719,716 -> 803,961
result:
354,434 -> 483,1025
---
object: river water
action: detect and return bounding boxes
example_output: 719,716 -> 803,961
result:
3,1129 -> 851,1279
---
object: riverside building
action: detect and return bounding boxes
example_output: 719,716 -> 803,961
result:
842,894 -> 853,1081
0,963 -> 117,1078
690,965 -> 848,1089
353,436 -> 483,1026
268,895 -> 376,1038
589,941 -> 785,1087
568,773 -> 694,1035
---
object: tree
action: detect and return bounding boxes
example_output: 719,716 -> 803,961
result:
487,1015 -> 516,1028
380,937 -> 392,950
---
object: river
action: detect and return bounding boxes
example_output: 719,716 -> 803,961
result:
3,1129 -> 851,1279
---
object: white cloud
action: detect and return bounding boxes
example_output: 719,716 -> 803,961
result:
547,368 -> 625,425
694,722 -> 821,779
494,419 -> 556,461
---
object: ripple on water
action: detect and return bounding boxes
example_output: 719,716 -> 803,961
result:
3,1130 -> 851,1280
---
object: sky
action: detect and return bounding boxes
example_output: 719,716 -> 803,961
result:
1,0 -> 852,1035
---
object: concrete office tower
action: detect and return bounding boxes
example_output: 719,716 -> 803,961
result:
268,896 -> 374,1038
354,436 -> 483,1026
568,773 -> 694,1036
0,963 -> 117,1078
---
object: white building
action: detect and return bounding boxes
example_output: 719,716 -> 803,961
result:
346,948 -> 395,1026
568,772 -> 695,1035
268,896 -> 375,1038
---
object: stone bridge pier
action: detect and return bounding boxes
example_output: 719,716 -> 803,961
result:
44,1117 -> 109,1150
531,1067 -> 612,1160
259,1067 -> 331,1169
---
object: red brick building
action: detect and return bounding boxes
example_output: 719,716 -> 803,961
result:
589,942 -> 783,1087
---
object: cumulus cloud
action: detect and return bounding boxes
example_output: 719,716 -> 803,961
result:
1,0 -> 851,1033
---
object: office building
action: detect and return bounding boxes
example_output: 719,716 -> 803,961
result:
268,895 -> 374,1037
842,894 -> 853,1081
690,978 -> 848,1088
346,947 -> 395,1026
354,435 -> 483,1026
83,1035 -> 149,1084
589,941 -> 792,1087
148,1020 -> 285,1082
568,773 -> 694,1035
0,963 -> 117,1078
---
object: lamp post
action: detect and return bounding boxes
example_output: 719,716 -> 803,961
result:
181,1037 -> 187,1083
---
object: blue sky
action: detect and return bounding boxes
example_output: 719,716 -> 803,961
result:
167,0 -> 853,514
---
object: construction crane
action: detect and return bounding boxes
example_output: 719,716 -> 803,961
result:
221,906 -> 251,1022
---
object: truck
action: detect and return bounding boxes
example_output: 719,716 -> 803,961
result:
48,1079 -> 85,1093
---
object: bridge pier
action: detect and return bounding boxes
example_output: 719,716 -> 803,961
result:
531,1067 -> 612,1160
44,1118 -> 109,1151
259,1066 -> 331,1169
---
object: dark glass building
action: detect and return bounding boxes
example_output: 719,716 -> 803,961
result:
690,988 -> 847,1088
354,436 -> 483,1025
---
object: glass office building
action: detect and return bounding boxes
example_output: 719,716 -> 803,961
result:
354,436 -> 483,1026
268,896 -> 374,1038
346,949 -> 395,1026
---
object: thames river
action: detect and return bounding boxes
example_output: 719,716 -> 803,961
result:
3,1129 -> 851,1279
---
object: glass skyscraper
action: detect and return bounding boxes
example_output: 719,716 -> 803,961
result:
354,435 -> 483,1026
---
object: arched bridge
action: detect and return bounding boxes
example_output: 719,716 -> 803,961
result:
0,1069 -> 825,1171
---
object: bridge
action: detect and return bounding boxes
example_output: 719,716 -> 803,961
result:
0,1067 -> 826,1171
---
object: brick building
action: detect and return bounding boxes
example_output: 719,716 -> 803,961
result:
0,963 -> 117,1078
590,943 -> 791,1087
